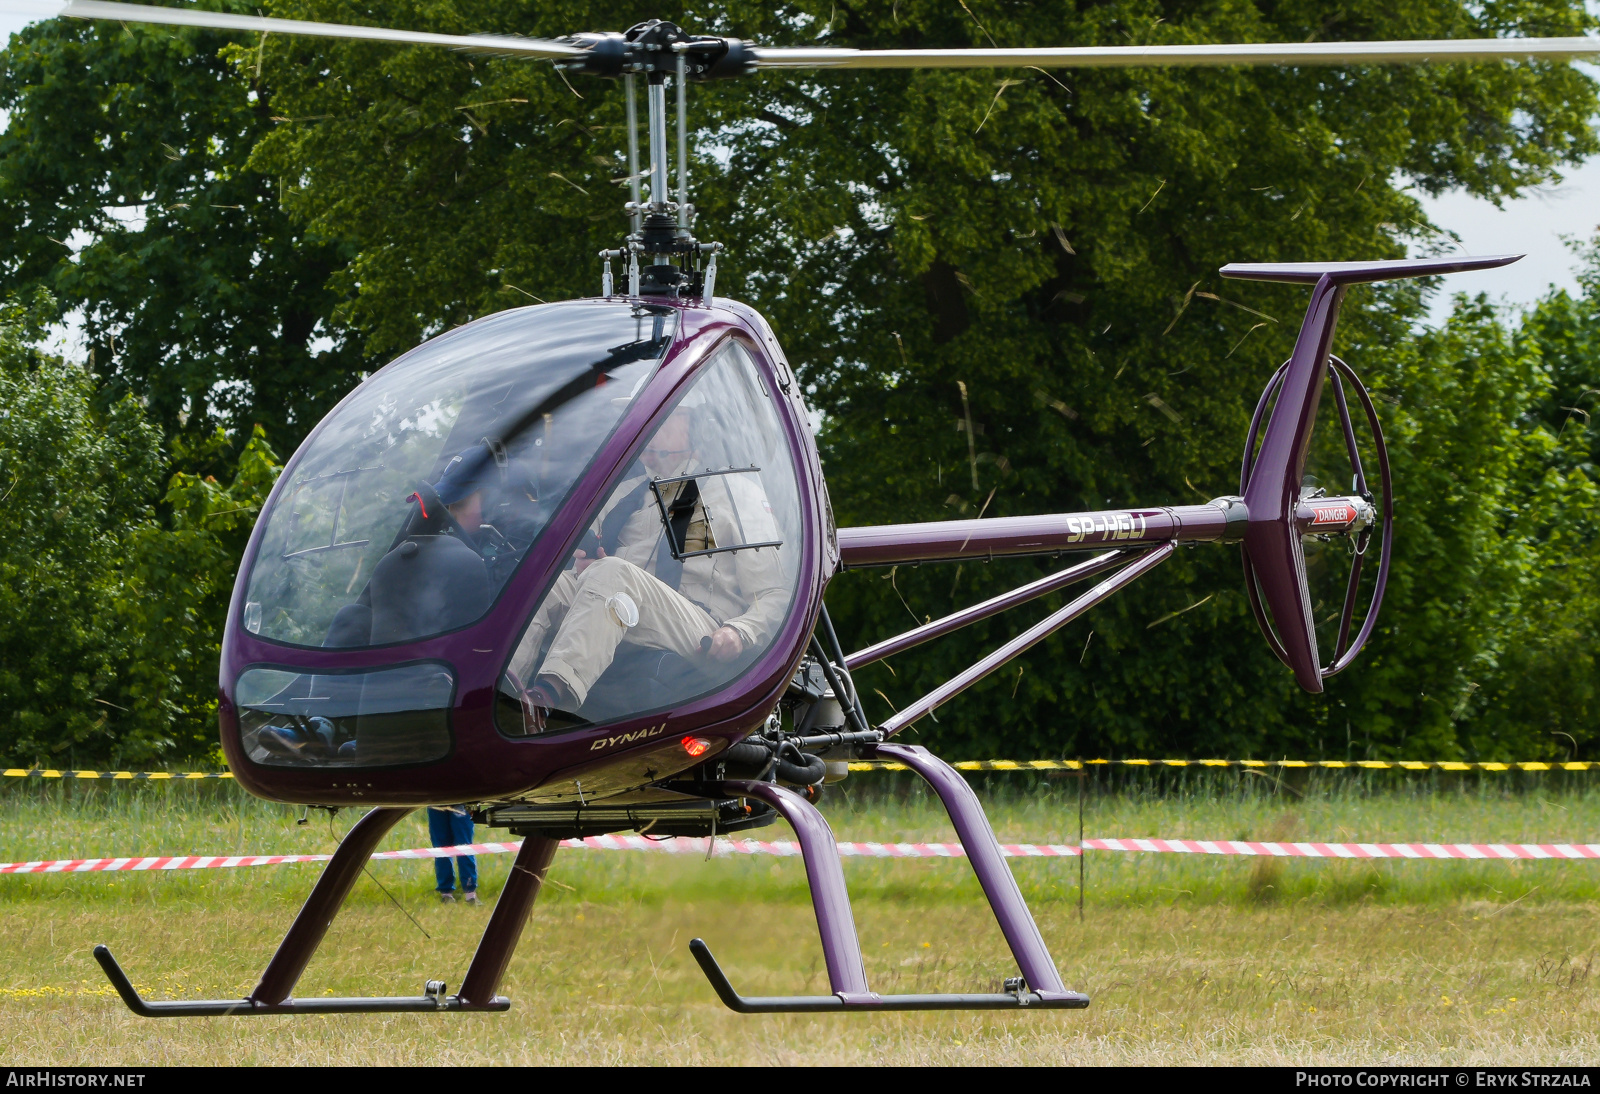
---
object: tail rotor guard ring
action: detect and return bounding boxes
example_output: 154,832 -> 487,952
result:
1239,354 -> 1393,681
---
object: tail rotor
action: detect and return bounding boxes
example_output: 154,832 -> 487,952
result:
1220,254 -> 1520,692
1239,354 -> 1392,688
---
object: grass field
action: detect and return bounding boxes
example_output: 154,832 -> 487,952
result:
1,772 -> 1597,1065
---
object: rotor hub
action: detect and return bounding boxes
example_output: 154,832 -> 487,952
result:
558,20 -> 756,81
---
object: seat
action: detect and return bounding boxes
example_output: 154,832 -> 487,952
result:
578,646 -> 720,724
366,535 -> 492,645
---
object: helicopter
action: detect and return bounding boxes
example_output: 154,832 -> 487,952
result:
30,0 -> 1570,1018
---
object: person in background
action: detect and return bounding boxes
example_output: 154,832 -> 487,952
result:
426,805 -> 478,904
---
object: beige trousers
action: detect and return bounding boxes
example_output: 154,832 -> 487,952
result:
531,556 -> 718,707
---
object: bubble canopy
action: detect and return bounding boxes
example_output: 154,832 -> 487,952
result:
242,301 -> 677,650
221,298 -> 828,801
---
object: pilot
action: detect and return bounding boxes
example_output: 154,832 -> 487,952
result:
433,442 -> 498,543
508,404 -> 787,725
322,442 -> 506,651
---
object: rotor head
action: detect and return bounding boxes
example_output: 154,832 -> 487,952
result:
558,21 -> 757,81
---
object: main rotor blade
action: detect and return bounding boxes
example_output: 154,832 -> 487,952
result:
750,37 -> 1600,70
48,0 -> 580,58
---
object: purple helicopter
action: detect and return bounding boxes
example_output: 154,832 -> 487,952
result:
55,2 -> 1555,1018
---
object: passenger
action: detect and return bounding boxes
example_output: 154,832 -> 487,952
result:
323,443 -> 500,649
507,406 -> 788,726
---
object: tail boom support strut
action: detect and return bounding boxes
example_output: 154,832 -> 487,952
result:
877,542 -> 1175,737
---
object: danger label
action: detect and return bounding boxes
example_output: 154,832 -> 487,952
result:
1309,504 -> 1354,527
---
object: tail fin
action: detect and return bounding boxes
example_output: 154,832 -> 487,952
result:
1222,254 -> 1520,692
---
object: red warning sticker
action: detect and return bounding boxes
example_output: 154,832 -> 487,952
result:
1309,504 -> 1354,526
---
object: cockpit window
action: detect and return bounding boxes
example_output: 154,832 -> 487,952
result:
242,303 -> 676,648
496,337 -> 803,734
236,663 -> 455,768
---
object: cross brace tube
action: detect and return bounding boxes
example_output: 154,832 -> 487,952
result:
846,550 -> 1131,670
878,542 -> 1176,737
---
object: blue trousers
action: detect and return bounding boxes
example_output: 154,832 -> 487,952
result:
427,807 -> 477,893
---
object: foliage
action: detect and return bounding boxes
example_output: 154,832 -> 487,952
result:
1,0 -> 1598,762
124,426 -> 284,762
0,292 -> 282,766
1344,298 -> 1599,759
0,292 -> 164,765
0,7 -> 365,466
704,1 -> 1599,761
238,0 -> 1600,761
1460,243 -> 1600,755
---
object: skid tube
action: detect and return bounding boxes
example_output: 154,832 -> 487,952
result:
95,806 -> 560,1017
93,945 -> 507,1016
687,772 -> 1088,1013
690,940 -> 1084,1012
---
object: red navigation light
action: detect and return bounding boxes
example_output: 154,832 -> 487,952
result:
681,736 -> 712,758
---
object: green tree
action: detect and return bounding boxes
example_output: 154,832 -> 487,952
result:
246,0 -> 1596,757
0,292 -> 165,765
0,7 -> 364,466
6,0 -> 1597,763
1339,297 -> 1597,760
1456,244 -> 1600,757
0,291 -> 283,768
124,427 -> 284,762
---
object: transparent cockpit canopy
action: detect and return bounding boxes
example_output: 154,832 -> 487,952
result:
243,303 -> 677,648
497,337 -> 803,734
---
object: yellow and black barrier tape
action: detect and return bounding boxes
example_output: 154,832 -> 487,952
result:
3,760 -> 1594,781
2,769 -> 232,780
847,759 -> 1598,772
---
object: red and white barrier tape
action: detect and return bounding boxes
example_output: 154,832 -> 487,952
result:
3,837 -> 1599,874
1081,838 -> 1600,859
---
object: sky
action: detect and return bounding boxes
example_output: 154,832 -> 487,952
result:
1416,155 -> 1600,323
1,5 -> 1596,330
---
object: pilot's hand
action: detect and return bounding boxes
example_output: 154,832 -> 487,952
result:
574,547 -> 606,574
707,625 -> 745,662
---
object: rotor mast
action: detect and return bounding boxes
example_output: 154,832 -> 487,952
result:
574,20 -> 745,300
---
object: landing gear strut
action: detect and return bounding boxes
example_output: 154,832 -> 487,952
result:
95,807 -> 560,1016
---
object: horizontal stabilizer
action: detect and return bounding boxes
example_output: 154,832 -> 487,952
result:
1221,254 -> 1521,285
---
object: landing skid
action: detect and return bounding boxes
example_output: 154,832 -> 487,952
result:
682,743 -> 1091,1013
95,807 -> 559,1017
96,745 -> 1087,1017
690,939 -> 1087,1012
94,946 -> 508,1015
